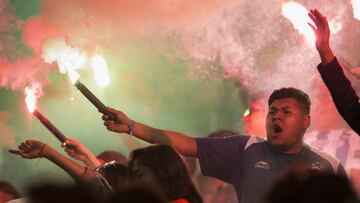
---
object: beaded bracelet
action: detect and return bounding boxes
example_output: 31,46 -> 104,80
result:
128,120 -> 136,136
39,143 -> 47,157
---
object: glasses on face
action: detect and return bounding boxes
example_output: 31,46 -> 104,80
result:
95,160 -> 119,173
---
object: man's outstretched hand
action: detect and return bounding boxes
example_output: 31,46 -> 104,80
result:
102,107 -> 132,134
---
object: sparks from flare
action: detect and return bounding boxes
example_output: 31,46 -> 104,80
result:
43,39 -> 86,84
282,1 -> 342,44
282,1 -> 315,44
42,39 -> 115,119
91,55 -> 110,87
25,84 -> 42,113
352,0 -> 360,20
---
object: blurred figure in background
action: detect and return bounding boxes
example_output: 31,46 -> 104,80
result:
0,181 -> 20,203
108,186 -> 167,203
267,169 -> 357,203
242,98 -> 267,138
128,144 -> 202,203
26,182 -> 97,203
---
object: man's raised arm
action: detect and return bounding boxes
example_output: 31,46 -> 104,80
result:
102,107 -> 197,156
309,9 -> 360,135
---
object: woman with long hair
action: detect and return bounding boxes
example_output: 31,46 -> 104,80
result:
128,144 -> 202,203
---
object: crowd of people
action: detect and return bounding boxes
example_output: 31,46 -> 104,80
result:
1,9 -> 360,203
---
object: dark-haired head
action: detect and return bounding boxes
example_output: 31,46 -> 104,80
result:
96,162 -> 128,192
268,87 -> 311,114
266,87 -> 311,153
128,145 -> 202,203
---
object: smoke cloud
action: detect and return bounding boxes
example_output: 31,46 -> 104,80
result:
0,111 -> 16,149
0,1 -> 51,91
0,0 -> 359,131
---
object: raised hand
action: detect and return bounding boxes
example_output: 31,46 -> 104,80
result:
308,9 -> 330,51
9,140 -> 47,159
102,107 -> 132,133
63,138 -> 101,168
308,9 -> 334,65
62,138 -> 90,161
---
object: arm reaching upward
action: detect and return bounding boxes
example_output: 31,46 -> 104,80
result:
62,138 -> 101,169
309,9 -> 360,135
308,9 -> 335,65
9,140 -> 96,183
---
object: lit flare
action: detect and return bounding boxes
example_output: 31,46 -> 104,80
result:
352,0 -> 360,20
24,84 -> 66,143
91,55 -> 110,87
25,84 -> 42,113
43,40 -> 86,83
282,2 -> 342,43
282,1 -> 315,44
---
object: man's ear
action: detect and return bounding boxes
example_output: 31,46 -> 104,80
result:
303,114 -> 311,129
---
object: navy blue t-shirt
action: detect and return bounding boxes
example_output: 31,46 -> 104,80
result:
196,135 -> 346,203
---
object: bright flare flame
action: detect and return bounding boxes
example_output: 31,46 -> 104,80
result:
43,39 -> 86,84
243,108 -> 250,117
91,55 -> 110,87
282,1 -> 315,44
329,20 -> 342,34
352,0 -> 360,20
25,84 -> 42,113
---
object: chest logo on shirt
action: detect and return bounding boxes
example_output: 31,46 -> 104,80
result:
254,161 -> 270,170
311,161 -> 324,171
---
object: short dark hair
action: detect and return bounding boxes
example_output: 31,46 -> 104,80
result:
268,87 -> 311,114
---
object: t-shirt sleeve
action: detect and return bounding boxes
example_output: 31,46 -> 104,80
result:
196,135 -> 250,183
336,163 -> 347,177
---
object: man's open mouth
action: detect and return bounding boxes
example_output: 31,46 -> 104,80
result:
273,124 -> 282,134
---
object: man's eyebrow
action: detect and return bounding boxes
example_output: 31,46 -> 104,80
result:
269,106 -> 292,110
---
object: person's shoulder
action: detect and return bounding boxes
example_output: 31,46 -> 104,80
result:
242,135 -> 266,149
198,134 -> 265,142
306,144 -> 342,173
